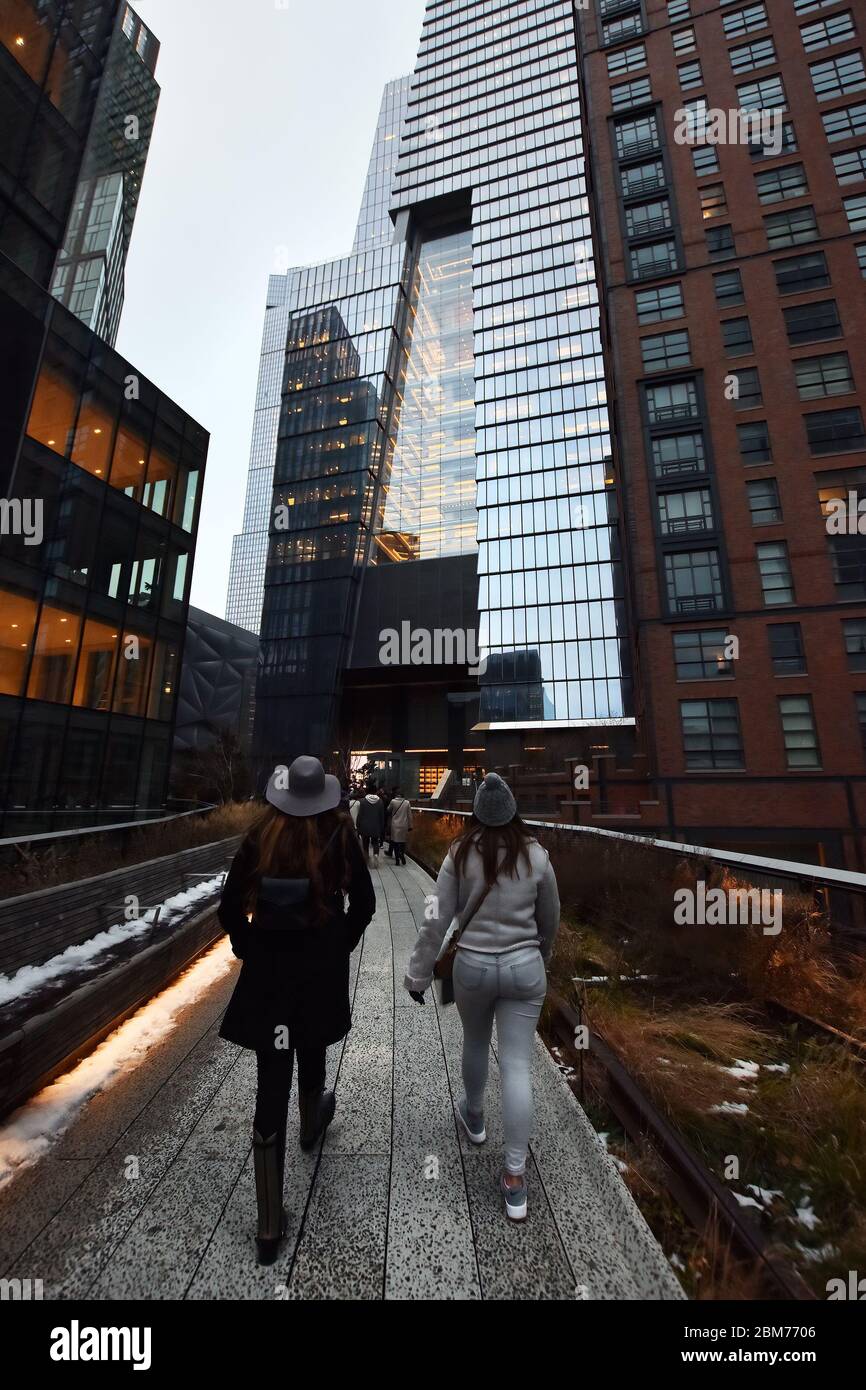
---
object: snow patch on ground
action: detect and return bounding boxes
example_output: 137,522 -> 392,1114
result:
710,1101 -> 750,1116
796,1198 -> 821,1231
747,1184 -> 783,1206
721,1059 -> 761,1081
0,937 -> 234,1190
732,1192 -> 763,1211
0,876 -> 226,1007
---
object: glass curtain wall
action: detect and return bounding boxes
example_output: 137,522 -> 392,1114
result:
390,0 -> 632,726
374,228 -> 476,563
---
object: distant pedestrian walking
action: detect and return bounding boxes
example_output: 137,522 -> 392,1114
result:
218,757 -> 375,1264
356,790 -> 385,862
387,790 -> 413,865
404,773 -> 560,1222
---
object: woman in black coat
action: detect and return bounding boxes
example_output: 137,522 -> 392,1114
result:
218,756 -> 375,1264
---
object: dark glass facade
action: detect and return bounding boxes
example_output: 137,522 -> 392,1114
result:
50,4 -> 160,345
0,0 -> 119,288
0,0 -> 207,834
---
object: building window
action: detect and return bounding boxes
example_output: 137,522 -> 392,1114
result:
806,407 -> 866,454
679,60 -> 704,90
615,114 -> 660,158
672,27 -> 697,56
829,535 -> 866,595
822,100 -> 866,141
794,352 -> 855,400
631,239 -> 680,279
858,244 -> 866,277
611,76 -> 653,111
833,148 -> 866,184
692,145 -> 720,177
844,194 -> 866,231
673,629 -> 734,680
779,696 -> 821,768
749,120 -> 798,158
723,3 -> 768,38
636,282 -> 684,323
642,330 -> 691,372
738,419 -> 772,463
773,250 -> 830,294
844,618 -> 866,670
810,51 -> 866,101
621,159 -> 666,198
608,43 -> 648,77
721,316 -> 754,356
737,74 -> 787,110
665,549 -> 725,614
626,198 -> 673,237
603,14 -> 645,44
769,623 -> 807,674
714,269 -> 744,305
856,694 -> 866,753
733,367 -> 763,408
646,378 -> 699,423
747,476 -> 782,524
764,205 -> 818,248
681,699 -> 744,769
706,224 -> 735,259
668,0 -> 690,18
801,12 -> 857,52
757,541 -> 795,604
652,431 -> 707,477
657,487 -> 715,535
700,183 -> 728,218
730,37 -> 777,73
795,0 -> 849,11
755,163 -> 809,204
783,298 -> 842,344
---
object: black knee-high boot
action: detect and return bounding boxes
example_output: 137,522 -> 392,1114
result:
253,1128 -> 287,1265
298,1087 -> 336,1151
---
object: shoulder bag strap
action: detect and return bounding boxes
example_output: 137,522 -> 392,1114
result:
452,878 -> 494,946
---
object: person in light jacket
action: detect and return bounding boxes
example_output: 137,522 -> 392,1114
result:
404,773 -> 560,1222
387,789 -> 413,865
356,789 -> 385,861
218,757 -> 375,1264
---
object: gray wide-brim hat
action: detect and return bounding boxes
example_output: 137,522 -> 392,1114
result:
265,756 -> 341,817
473,772 -> 517,827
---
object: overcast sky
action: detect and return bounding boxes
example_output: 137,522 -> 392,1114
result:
117,0 -> 426,617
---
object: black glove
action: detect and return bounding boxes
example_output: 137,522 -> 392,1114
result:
409,990 -> 425,1005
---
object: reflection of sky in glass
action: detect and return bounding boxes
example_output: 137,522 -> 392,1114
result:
374,229 -> 476,563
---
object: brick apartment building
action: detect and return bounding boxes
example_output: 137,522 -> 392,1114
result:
575,0 -> 866,869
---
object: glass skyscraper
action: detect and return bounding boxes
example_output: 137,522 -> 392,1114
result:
226,77 -> 411,635
234,3 -> 633,792
49,4 -> 160,346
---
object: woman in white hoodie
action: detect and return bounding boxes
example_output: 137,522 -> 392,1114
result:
404,773 -> 560,1221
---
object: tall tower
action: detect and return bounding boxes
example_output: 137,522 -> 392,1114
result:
226,77 -> 411,637
49,4 -> 160,346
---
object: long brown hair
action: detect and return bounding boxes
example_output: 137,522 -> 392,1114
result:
245,805 -> 356,923
451,814 -> 534,888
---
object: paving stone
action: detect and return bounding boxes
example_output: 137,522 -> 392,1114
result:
286,1155 -> 389,1300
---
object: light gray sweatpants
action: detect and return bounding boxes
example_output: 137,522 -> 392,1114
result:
453,943 -> 547,1175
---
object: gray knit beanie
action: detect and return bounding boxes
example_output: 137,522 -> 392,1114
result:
473,772 -> 517,827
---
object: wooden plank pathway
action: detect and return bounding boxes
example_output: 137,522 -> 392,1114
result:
0,859 -> 684,1301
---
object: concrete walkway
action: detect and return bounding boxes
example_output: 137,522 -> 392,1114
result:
0,859 -> 684,1301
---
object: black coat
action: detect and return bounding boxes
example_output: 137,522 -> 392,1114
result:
217,826 -> 375,1052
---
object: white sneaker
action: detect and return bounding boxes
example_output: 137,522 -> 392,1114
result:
456,1098 -> 486,1145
